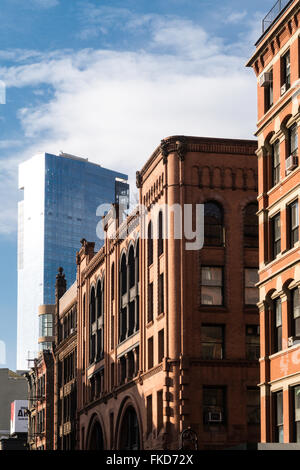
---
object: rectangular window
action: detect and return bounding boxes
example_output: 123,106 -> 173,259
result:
247,387 -> 260,424
158,329 -> 164,363
246,325 -> 260,360
245,268 -> 259,305
148,337 -> 154,369
272,140 -> 280,186
157,390 -> 163,433
292,288 -> 300,337
159,273 -> 164,314
147,395 -> 152,436
275,391 -> 284,443
288,200 -> 299,249
201,267 -> 223,306
264,69 -> 273,112
293,386 -> 300,443
148,283 -> 153,323
201,325 -> 224,360
274,298 -> 282,353
281,50 -> 291,89
289,124 -> 298,156
203,387 -> 226,425
271,213 -> 281,259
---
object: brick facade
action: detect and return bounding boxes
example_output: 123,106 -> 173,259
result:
247,0 -> 300,444
75,135 -> 260,450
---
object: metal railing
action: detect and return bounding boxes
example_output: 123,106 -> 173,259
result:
262,0 -> 292,33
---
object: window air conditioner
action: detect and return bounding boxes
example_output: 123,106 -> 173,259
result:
288,336 -> 300,347
207,411 -> 222,423
259,72 -> 273,87
281,84 -> 287,95
285,155 -> 298,174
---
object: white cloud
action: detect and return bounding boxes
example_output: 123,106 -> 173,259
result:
0,14 -> 258,235
224,11 -> 247,24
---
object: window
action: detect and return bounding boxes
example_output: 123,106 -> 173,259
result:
39,314 -> 53,337
146,395 -> 152,436
158,211 -> 164,256
289,124 -> 298,156
291,288 -> 300,337
274,391 -> 284,443
111,263 -> 115,301
272,141 -> 280,186
148,337 -> 154,369
203,387 -> 226,425
157,390 -> 163,433
128,246 -> 135,289
281,50 -> 290,90
293,386 -> 300,442
264,69 -> 273,112
274,298 -> 282,353
90,286 -> 96,364
244,202 -> 258,248
158,329 -> 164,363
201,325 -> 224,360
204,202 -> 223,246
246,325 -> 260,360
247,387 -> 260,424
148,282 -> 153,323
245,268 -> 259,305
201,267 -> 223,305
148,221 -> 153,266
159,273 -> 164,314
287,200 -> 299,249
271,213 -> 281,259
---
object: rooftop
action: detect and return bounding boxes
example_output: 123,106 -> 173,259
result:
257,0 -> 293,45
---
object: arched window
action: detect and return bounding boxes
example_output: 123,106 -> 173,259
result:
158,211 -> 164,256
128,246 -> 135,289
119,407 -> 140,450
111,263 -> 115,301
120,254 -> 127,296
148,221 -> 153,266
136,239 -> 139,284
90,287 -> 96,324
119,254 -> 127,343
96,281 -> 102,319
244,202 -> 258,248
204,202 -> 223,246
89,287 -> 96,364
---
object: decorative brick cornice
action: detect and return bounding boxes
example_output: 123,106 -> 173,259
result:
138,135 -> 257,180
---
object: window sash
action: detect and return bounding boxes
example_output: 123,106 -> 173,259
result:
272,214 -> 281,257
289,124 -> 298,155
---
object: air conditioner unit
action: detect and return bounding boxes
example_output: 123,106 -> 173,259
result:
207,411 -> 222,423
285,155 -> 298,173
259,72 -> 273,87
70,328 -> 74,334
288,336 -> 300,347
281,84 -> 287,95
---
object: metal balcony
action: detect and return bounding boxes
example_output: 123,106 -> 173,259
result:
262,0 -> 293,33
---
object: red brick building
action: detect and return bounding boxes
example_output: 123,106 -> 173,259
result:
53,269 -> 77,450
26,351 -> 54,450
75,135 -> 260,450
247,0 -> 300,443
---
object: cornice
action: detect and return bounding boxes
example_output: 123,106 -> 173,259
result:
138,135 -> 257,179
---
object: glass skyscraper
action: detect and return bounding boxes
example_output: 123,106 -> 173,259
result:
17,152 -> 129,370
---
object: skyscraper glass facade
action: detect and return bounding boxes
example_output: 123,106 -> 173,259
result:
17,152 -> 128,370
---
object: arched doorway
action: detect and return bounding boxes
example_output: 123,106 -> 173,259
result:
88,420 -> 104,450
119,406 -> 140,450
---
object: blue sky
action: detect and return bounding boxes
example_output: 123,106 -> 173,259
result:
0,0 -> 275,370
